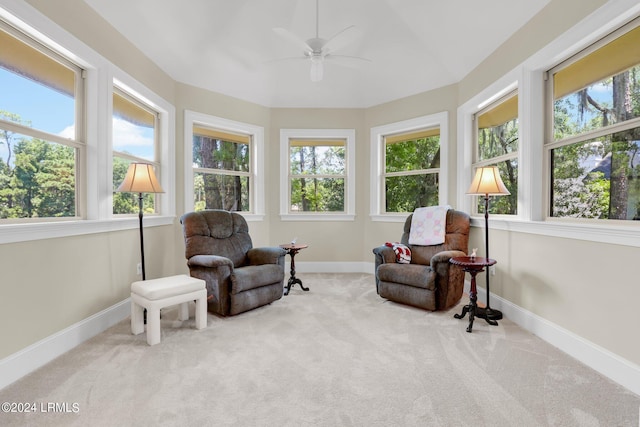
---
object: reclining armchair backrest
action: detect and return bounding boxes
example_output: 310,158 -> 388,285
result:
400,209 -> 470,265
181,210 -> 253,268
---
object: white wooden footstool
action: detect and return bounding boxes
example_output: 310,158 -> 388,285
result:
131,274 -> 207,345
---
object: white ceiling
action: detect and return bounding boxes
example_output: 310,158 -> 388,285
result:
83,0 -> 550,108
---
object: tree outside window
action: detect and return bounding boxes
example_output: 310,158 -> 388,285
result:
473,92 -> 519,215
384,128 -> 440,212
192,127 -> 250,212
112,90 -> 159,215
0,24 -> 82,220
288,140 -> 345,212
549,22 -> 640,221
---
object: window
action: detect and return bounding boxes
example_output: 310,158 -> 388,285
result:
112,89 -> 159,215
0,4 -> 174,244
0,20 -> 84,220
184,111 -> 264,218
280,129 -> 355,220
192,126 -> 251,212
370,113 -> 448,220
289,139 -> 345,212
547,20 -> 640,221
473,91 -> 519,215
384,128 -> 440,212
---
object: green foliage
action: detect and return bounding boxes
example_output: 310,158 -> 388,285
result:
193,135 -> 249,211
112,156 -> 156,215
478,119 -> 518,161
0,112 -> 76,219
289,145 -> 346,212
384,136 -> 440,213
552,67 -> 640,220
385,137 -> 439,173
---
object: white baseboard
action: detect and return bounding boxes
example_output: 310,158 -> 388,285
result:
0,298 -> 130,390
472,284 -> 640,397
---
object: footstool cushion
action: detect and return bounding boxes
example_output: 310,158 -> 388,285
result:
132,275 -> 205,300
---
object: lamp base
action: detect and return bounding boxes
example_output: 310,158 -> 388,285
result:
480,307 -> 503,322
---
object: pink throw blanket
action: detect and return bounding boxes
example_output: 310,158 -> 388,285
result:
408,205 -> 451,246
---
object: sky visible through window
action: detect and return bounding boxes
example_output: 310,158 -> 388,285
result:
0,68 -> 154,163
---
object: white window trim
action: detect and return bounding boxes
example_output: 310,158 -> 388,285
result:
0,1 -> 175,244
470,88 -> 520,217
370,112 -> 448,222
184,110 -> 265,221
280,128 -> 355,221
111,72 -> 175,219
457,0 -> 640,248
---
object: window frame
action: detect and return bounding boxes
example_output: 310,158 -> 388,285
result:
184,110 -> 265,220
370,112 -> 448,222
0,2 -> 175,244
112,86 -> 161,216
544,18 -> 640,223
458,0 -> 640,248
0,17 -> 85,221
280,128 -> 355,221
471,90 -> 519,216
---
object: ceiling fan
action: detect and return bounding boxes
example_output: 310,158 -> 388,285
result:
272,0 -> 369,82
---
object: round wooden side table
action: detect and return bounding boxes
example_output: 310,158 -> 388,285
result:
279,243 -> 309,295
450,256 -> 497,333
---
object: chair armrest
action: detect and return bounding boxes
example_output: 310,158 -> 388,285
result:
430,250 -> 467,268
372,245 -> 397,265
430,250 -> 467,309
247,247 -> 287,266
187,254 -> 234,269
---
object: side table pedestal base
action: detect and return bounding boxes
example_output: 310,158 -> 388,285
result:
450,256 -> 498,333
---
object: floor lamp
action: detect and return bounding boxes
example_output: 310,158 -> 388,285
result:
116,163 -> 164,280
467,165 -> 510,322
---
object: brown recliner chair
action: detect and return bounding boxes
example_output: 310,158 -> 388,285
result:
180,210 -> 286,316
373,209 -> 470,311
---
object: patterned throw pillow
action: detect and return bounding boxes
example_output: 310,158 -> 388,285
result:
385,242 -> 411,264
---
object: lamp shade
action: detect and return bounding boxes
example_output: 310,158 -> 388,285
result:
116,163 -> 164,194
467,166 -> 510,196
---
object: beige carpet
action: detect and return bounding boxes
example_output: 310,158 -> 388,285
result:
1,273 -> 638,426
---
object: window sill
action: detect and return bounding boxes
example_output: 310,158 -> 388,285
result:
280,213 -> 356,221
473,217 -> 640,248
370,214 -> 411,223
0,215 -> 175,245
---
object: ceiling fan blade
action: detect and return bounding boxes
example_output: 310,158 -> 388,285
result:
264,56 -> 307,66
273,27 -> 312,53
324,54 -> 373,68
322,25 -> 359,54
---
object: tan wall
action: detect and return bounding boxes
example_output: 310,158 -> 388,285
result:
457,0 -> 640,367
24,0 -> 175,102
482,229 -> 640,365
3,0 -> 639,373
458,0 -> 608,104
0,0 -> 178,359
268,108 -> 367,262
173,83 -> 273,271
363,84 -> 459,263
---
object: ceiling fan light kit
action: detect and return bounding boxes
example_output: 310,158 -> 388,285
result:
310,55 -> 324,82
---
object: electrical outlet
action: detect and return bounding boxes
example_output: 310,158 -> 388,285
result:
136,263 -> 142,275
490,265 -> 496,276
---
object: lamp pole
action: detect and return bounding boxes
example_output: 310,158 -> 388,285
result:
483,194 -> 502,321
137,192 -> 146,280
116,162 -> 164,282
